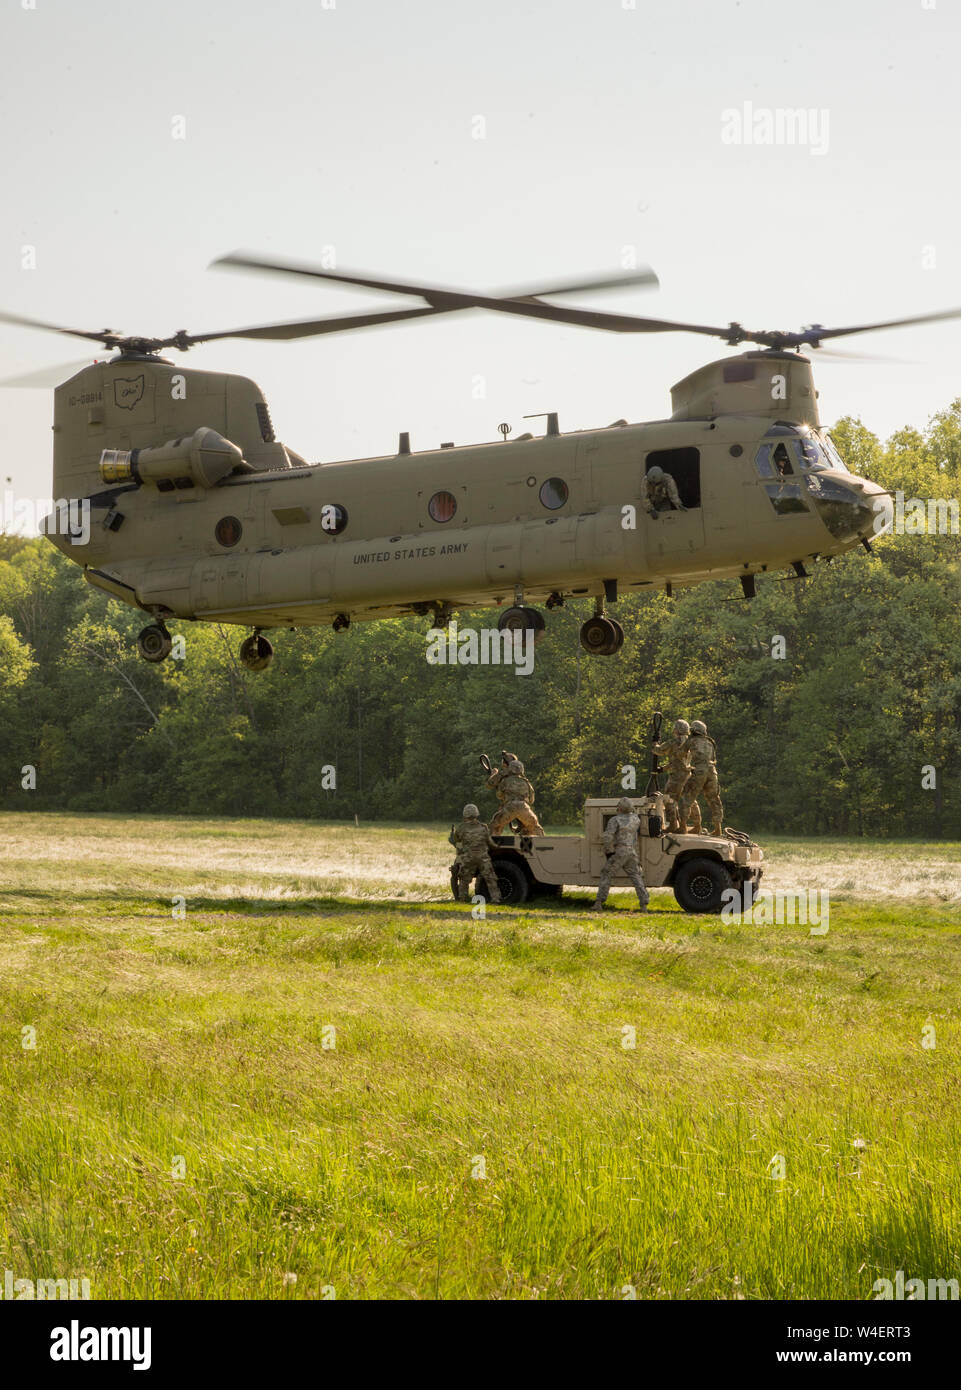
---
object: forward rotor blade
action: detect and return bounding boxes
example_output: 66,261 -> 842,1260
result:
813,306 -> 961,342
213,251 -> 659,303
813,346 -> 914,364
211,253 -> 666,333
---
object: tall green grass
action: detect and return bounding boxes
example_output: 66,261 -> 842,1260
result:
0,814 -> 958,1298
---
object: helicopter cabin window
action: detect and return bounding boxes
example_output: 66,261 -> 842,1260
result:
429,490 -> 457,523
764,483 -> 809,516
215,516 -> 243,547
320,503 -> 348,535
644,448 -> 701,508
539,477 -> 569,510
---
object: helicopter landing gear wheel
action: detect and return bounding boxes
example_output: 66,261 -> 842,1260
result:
240,631 -> 273,672
137,622 -> 172,663
579,615 -> 621,656
497,606 -> 546,645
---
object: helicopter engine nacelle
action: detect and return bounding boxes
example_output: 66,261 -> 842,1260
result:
99,427 -> 247,490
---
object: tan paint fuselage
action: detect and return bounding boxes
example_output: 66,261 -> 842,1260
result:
47,354 -> 882,627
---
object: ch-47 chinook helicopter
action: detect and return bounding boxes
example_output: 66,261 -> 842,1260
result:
4,252 -> 960,667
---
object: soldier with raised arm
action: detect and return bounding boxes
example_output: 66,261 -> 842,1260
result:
590,797 -> 649,912
654,717 -> 702,834
488,756 -> 545,837
678,719 -> 724,838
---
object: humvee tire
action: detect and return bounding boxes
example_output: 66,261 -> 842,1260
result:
673,857 -> 734,914
476,859 -> 530,905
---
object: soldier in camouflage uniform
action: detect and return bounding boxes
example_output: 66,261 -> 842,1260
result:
645,465 -> 686,517
654,718 -> 701,834
590,797 -> 649,912
449,804 -> 502,903
678,720 -> 724,837
488,758 -> 545,837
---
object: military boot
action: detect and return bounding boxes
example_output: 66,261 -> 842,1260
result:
711,822 -> 724,838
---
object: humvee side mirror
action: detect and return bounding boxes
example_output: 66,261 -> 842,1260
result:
648,814 -> 662,838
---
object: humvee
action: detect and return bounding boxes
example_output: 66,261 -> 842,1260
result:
460,797 -> 763,914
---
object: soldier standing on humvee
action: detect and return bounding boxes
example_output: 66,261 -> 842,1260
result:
487,756 -> 545,837
678,720 -> 724,837
654,718 -> 702,834
645,465 -> 686,517
591,797 -> 649,912
449,804 -> 501,903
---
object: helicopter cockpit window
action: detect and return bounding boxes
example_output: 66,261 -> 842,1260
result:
771,442 -> 794,477
754,444 -> 777,479
428,490 -> 457,523
797,437 -> 828,471
819,433 -> 850,473
764,483 -> 809,516
756,433 -> 828,479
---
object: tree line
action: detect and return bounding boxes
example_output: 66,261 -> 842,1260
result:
1,409 -> 959,837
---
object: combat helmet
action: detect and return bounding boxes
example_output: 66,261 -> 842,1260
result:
509,759 -> 525,774
674,718 -> 690,735
647,465 -> 665,482
463,803 -> 480,818
616,796 -> 633,813
690,720 -> 707,735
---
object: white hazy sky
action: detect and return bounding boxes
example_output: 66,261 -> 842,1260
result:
2,0 -> 961,508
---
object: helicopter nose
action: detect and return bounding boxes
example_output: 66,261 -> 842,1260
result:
807,475 -> 885,542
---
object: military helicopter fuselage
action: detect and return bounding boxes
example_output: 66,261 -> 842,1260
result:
43,344 -> 883,664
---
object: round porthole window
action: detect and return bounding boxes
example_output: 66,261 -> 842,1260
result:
539,477 -> 569,510
429,490 -> 457,523
320,503 -> 348,535
215,515 -> 242,547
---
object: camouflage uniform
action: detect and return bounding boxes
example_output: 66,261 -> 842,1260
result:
591,798 -> 649,911
488,759 -> 545,836
450,805 -> 501,903
678,723 -> 723,836
645,467 -> 685,516
654,723 -> 702,834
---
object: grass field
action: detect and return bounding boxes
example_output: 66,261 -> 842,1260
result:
1,812 -> 959,1300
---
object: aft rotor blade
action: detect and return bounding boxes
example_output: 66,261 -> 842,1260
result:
0,309 -> 120,347
214,251 -> 659,301
187,304 -> 442,345
211,253 -> 668,331
0,357 -> 102,387
213,252 -> 721,336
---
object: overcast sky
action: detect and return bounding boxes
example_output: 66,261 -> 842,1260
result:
2,0 -> 961,512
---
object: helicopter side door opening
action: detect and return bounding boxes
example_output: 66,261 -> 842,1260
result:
645,446 -> 702,510
643,445 -> 706,575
